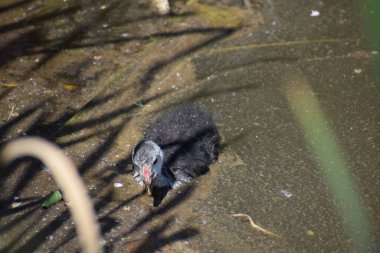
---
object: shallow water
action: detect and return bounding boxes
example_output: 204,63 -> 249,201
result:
187,1 -> 380,252
0,0 -> 379,252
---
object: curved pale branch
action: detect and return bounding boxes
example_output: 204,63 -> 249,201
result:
1,137 -> 102,253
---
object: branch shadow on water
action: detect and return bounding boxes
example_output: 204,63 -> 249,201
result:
140,28 -> 235,88
131,217 -> 198,253
104,184 -> 197,253
0,1 -> 240,252
45,190 -> 143,253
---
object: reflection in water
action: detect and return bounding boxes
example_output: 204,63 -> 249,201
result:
284,74 -> 376,252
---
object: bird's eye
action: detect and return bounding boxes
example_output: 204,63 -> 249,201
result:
153,158 -> 158,165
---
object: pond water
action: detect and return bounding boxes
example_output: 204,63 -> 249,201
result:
0,0 -> 379,252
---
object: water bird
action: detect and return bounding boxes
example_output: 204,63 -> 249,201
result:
132,103 -> 219,199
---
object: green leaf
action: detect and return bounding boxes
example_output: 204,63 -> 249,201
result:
42,190 -> 63,208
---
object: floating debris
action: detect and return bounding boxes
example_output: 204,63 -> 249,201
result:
280,189 -> 293,198
151,0 -> 170,15
134,102 -> 144,108
7,105 -> 18,122
114,182 -> 124,188
11,202 -> 22,208
310,10 -> 320,17
354,68 -> 363,74
232,213 -> 280,238
42,190 -> 63,208
64,84 -> 81,91
0,83 -> 17,87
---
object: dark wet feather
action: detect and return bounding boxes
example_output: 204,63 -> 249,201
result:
145,103 -> 219,180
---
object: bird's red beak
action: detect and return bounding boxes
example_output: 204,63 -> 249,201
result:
143,166 -> 153,185
143,166 -> 154,196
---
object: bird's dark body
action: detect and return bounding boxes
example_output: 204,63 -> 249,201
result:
145,103 -> 219,182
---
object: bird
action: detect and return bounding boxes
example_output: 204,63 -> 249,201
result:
132,103 -> 219,198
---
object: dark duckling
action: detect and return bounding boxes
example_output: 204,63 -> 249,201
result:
132,103 -> 219,198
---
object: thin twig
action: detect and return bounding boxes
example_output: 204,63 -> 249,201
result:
7,105 -> 15,122
232,213 -> 281,238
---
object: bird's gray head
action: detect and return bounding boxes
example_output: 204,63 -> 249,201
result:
132,140 -> 164,188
